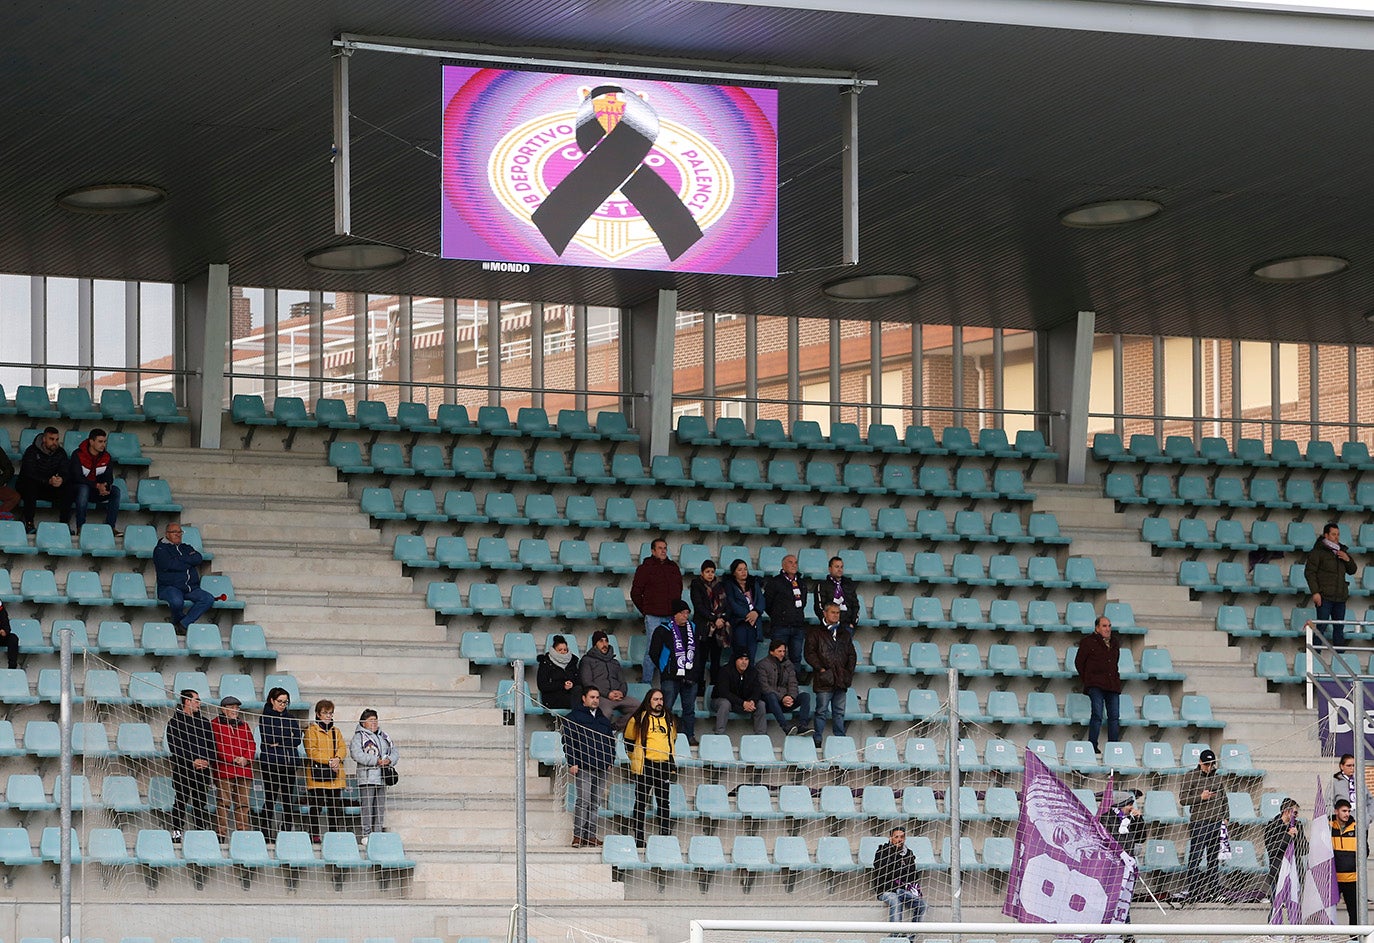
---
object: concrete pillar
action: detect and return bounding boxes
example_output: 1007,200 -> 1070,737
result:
626,289 -> 677,461
1046,310 -> 1095,484
184,264 -> 230,449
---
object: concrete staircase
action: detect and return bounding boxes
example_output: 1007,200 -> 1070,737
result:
1032,481 -> 1327,798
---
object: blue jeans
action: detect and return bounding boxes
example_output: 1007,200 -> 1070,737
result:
71,481 -> 121,529
878,888 -> 926,923
762,690 -> 811,732
731,621 -> 760,665
1086,687 -> 1120,748
813,688 -> 847,744
660,676 -> 698,739
1317,598 -> 1349,646
641,615 -> 663,684
770,625 -> 806,669
1186,820 -> 1223,899
159,585 -> 216,627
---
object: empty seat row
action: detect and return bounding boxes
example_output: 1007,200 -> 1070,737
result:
583,779 -> 1274,828
0,386 -> 186,427
1139,516 -> 1368,555
859,639 -> 1181,681
0,827 -> 414,883
0,720 -> 166,758
339,445 -> 1034,501
1110,471 -> 1374,514
1,427 -> 153,467
859,689 -> 1221,735
233,394 -> 635,442
1093,431 -> 1374,473
1177,560 -> 1367,597
0,668 -> 299,711
1215,604 -> 1318,639
0,521 -> 204,560
677,415 -> 1057,462
529,730 -> 1260,777
0,569 -> 241,609
1,618 -> 272,660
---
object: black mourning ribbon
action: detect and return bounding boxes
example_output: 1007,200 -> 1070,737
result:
532,85 -> 704,261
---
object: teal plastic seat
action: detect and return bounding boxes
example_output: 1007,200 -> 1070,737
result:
98,387 -> 141,422
369,443 -> 413,476
435,403 -> 474,434
491,448 -> 534,482
36,521 -> 79,557
67,570 -> 113,606
232,394 -> 275,425
136,478 -> 181,511
0,827 -> 42,866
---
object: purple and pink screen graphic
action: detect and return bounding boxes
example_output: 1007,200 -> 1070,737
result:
441,67 -> 778,277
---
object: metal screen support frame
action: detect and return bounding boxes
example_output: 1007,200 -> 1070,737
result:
947,666 -> 962,920
513,660 -> 528,943
841,86 -> 860,265
333,48 -> 352,236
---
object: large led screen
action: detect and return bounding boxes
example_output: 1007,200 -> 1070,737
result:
441,67 -> 778,277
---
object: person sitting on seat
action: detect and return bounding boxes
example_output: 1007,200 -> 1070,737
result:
154,522 -> 214,633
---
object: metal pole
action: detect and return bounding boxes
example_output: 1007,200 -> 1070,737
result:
332,49 -> 352,236
947,666 -> 962,921
1357,677 -> 1368,924
59,623 -> 73,942
513,660 -> 528,943
840,87 -> 860,266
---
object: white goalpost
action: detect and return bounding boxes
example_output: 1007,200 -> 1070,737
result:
689,918 -> 1374,943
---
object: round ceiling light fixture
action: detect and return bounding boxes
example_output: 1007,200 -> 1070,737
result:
1251,255 -> 1349,283
821,273 -> 921,303
304,242 -> 409,274
56,182 -> 166,213
1059,199 -> 1163,228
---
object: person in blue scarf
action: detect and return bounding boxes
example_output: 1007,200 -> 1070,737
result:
648,599 -> 702,745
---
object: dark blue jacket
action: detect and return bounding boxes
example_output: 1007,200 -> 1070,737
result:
257,705 -> 302,769
724,578 -> 766,628
562,704 -> 615,771
154,539 -> 204,592
165,709 -> 215,771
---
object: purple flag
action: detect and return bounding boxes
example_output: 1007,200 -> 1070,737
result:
1302,776 -> 1337,924
1004,752 -> 1137,929
1270,839 -> 1301,925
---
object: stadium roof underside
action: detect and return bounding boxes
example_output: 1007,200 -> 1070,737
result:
6,0 -> 1374,343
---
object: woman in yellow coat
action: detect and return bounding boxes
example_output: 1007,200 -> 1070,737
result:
303,698 -> 348,839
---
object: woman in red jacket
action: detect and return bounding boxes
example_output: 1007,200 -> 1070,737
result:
211,695 -> 257,840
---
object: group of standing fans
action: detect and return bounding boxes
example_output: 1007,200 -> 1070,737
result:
164,688 -> 399,846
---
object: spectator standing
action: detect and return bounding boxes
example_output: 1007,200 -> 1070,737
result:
1100,790 -> 1146,853
871,826 -> 927,924
630,538 -> 682,684
578,630 -> 640,727
16,426 -> 70,534
805,601 -> 857,746
648,600 -> 701,744
764,554 -> 809,671
68,428 -> 121,534
304,699 -> 348,839
1330,753 -> 1374,821
1332,798 -> 1359,923
562,686 -> 615,848
712,650 -> 762,734
723,558 -> 766,663
0,601 -> 18,669
154,523 -> 215,633
1264,797 -> 1305,901
756,638 -> 813,735
813,556 -> 861,633
624,688 -> 677,847
164,689 -> 214,841
257,686 -> 302,837
1307,522 -> 1358,646
689,559 -> 730,691
0,443 -> 20,517
1180,748 -> 1226,901
536,635 -> 580,710
349,708 -> 398,845
211,695 -> 256,839
1074,614 -> 1122,753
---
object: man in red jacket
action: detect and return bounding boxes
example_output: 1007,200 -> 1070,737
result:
211,695 -> 257,839
68,428 -> 122,535
1073,614 -> 1122,753
630,537 -> 682,684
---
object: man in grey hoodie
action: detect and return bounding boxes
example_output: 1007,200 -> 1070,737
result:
577,630 -> 640,727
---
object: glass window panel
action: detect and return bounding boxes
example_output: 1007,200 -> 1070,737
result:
540,303 -> 579,415
920,325 -> 955,432
44,276 -> 81,391
139,282 -> 176,399
837,319 -> 870,427
366,294 -> 402,409
409,297 -> 445,409
0,274 -> 33,392
1087,336 -> 1118,437
498,301 -> 536,413
451,298 -> 489,416
1161,336 -> 1194,438
801,379 -> 830,432
1314,343 -> 1350,446
671,309 -> 707,422
1272,342 -> 1301,447
274,289 -> 312,403
229,287 -> 267,401
1001,329 -> 1036,438
958,326 -> 995,433
92,280 -> 128,394
754,313 -> 790,427
874,322 -> 913,431
1118,334 -> 1156,440
583,304 -> 621,413
321,292 -> 359,408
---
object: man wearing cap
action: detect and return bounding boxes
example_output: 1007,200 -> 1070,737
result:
164,689 -> 215,841
1100,790 -> 1146,852
562,686 -> 616,848
578,630 -> 639,727
648,600 -> 702,744
210,694 -> 257,839
1181,749 -> 1227,901
1074,614 -> 1122,754
630,538 -> 683,683
712,649 -> 763,734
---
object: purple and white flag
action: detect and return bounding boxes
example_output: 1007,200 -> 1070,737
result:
1004,752 -> 1137,929
1302,777 -> 1337,924
1270,839 -> 1302,925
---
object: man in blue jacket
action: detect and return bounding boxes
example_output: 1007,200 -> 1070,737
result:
153,522 -> 214,633
563,686 -> 616,848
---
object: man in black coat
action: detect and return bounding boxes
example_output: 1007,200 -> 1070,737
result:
872,826 -> 926,924
812,556 -> 860,633
16,427 -> 69,533
765,554 -> 809,670
711,650 -> 761,734
562,686 -> 616,848
164,689 -> 215,839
